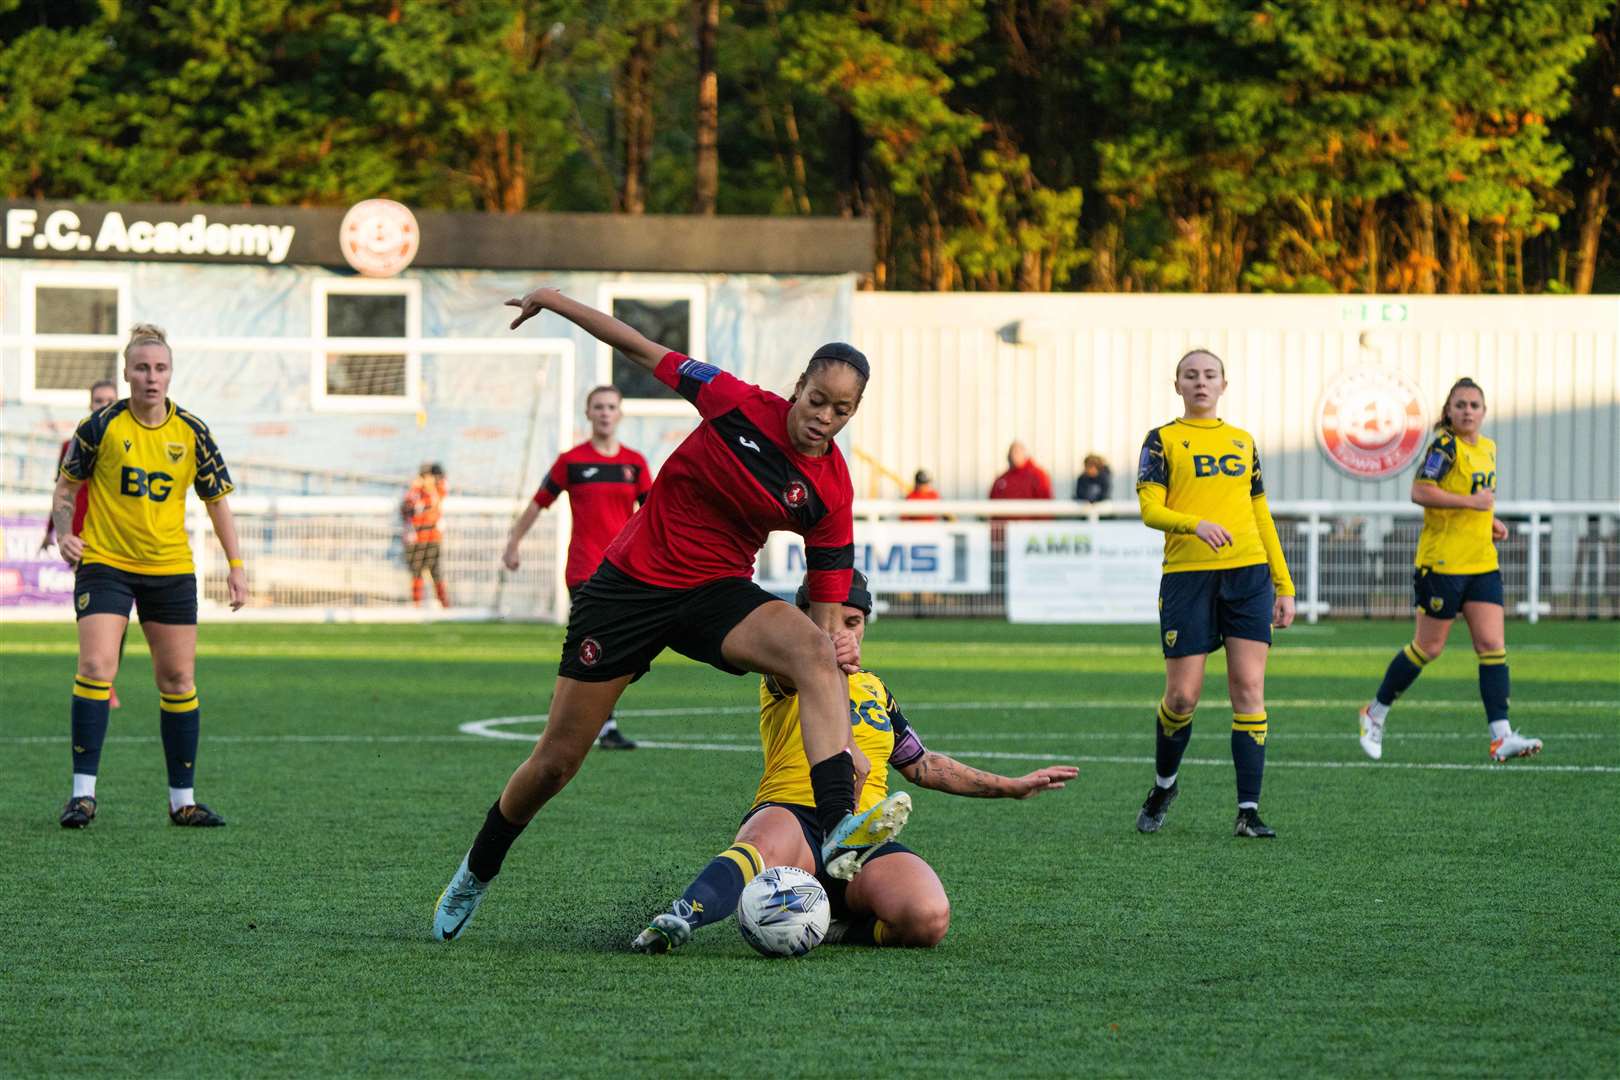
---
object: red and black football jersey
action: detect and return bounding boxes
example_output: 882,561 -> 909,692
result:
534,442 -> 653,587
602,352 -> 855,602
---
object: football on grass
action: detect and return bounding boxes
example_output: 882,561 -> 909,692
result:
736,866 -> 830,957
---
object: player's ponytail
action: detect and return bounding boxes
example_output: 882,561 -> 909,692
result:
124,323 -> 172,361
1435,377 -> 1484,431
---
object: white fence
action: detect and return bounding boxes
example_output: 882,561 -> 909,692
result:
3,495 -> 1615,624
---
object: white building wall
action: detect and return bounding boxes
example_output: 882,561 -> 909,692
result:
848,293 -> 1620,504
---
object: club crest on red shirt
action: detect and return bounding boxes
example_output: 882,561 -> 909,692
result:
579,637 -> 602,666
782,480 -> 809,508
622,465 -> 636,482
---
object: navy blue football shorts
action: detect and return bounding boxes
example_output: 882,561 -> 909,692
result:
741,800 -> 912,920
74,562 -> 198,625
1413,567 -> 1503,620
1157,563 -> 1274,658
558,561 -> 781,683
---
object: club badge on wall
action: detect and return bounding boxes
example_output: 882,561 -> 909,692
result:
340,199 -> 419,278
1317,368 -> 1428,480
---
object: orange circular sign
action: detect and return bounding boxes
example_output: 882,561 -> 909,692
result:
1317,369 -> 1429,479
340,199 -> 419,277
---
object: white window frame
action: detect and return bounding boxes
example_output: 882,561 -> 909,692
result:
594,281 -> 707,417
19,271 -> 130,406
311,277 -> 422,413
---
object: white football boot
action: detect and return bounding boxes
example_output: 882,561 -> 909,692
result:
1358,705 -> 1385,761
1489,730 -> 1543,762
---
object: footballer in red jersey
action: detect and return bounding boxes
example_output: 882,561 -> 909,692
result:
433,287 -> 888,942
503,384 -> 653,749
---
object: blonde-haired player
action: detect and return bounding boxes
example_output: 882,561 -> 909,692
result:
630,570 -> 1078,954
54,323 -> 247,829
1357,377 -> 1541,762
1134,349 -> 1295,838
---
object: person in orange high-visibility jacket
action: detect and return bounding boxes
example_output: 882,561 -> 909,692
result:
403,462 -> 449,607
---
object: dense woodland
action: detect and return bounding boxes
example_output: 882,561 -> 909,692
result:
2,0 -> 1616,292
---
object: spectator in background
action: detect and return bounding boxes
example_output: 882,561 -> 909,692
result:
902,468 -> 941,521
989,441 -> 1052,505
403,462 -> 450,608
1075,453 -> 1112,503
42,378 -> 124,710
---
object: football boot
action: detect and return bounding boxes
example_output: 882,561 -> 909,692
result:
630,913 -> 692,954
822,791 -> 911,881
1489,730 -> 1543,762
433,854 -> 490,942
1233,807 -> 1277,839
1136,782 -> 1179,833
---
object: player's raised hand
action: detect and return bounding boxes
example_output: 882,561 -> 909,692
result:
1194,519 -> 1233,551
1470,490 -> 1496,512
831,628 -> 861,674
506,287 -> 561,330
1010,765 -> 1079,799
1273,593 -> 1295,629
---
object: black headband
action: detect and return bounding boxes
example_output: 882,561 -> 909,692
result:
794,568 -> 873,615
809,342 -> 870,382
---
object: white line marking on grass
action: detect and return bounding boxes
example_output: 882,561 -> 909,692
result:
454,717 -> 1619,773
458,698 -> 1619,729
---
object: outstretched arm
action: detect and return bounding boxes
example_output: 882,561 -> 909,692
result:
506,287 -> 668,372
897,752 -> 1077,799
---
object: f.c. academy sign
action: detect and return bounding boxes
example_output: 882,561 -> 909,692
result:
0,198 -> 875,274
6,206 -> 297,264
2,201 -> 327,267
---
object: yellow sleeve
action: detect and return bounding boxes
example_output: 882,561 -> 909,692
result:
1251,493 -> 1295,597
1137,483 -> 1200,535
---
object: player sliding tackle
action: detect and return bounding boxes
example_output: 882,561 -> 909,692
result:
632,570 -> 1078,953
433,287 -> 899,941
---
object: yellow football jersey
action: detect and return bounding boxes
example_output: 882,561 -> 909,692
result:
1136,419 -> 1268,567
60,399 -> 234,575
751,670 -> 924,815
1413,430 -> 1498,574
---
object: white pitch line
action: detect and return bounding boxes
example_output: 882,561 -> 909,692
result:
4,728 -> 1613,773
455,717 -> 1619,773
459,698 -> 1620,724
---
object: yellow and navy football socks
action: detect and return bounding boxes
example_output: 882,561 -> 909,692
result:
673,842 -> 763,930
808,753 -> 856,835
468,799 -> 527,882
1154,699 -> 1194,785
1231,711 -> 1268,808
159,689 -> 201,808
1374,641 -> 1431,711
71,676 -> 113,793
1478,649 -> 1510,733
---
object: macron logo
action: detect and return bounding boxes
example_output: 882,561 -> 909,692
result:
738,436 -> 761,453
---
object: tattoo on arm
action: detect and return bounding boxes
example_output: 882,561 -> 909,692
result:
51,481 -> 78,541
902,752 -> 1007,798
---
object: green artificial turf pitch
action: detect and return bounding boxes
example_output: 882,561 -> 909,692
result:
2,619 -> 1616,1078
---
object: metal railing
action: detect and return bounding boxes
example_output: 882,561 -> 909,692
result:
2,495 -> 1614,623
